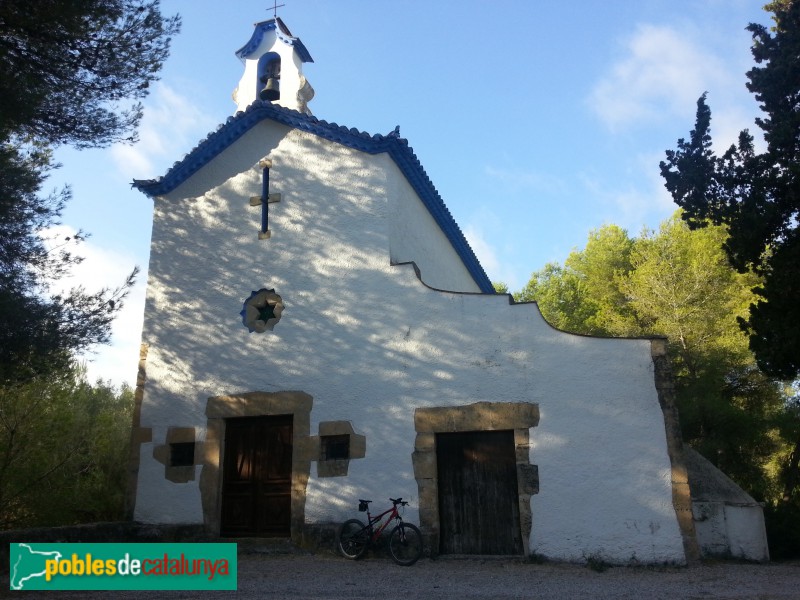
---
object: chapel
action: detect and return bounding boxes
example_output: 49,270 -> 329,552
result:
128,14 -> 768,563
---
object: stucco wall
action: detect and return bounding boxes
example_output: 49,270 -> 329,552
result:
133,120 -> 686,564
692,502 -> 769,561
383,152 -> 481,293
685,447 -> 769,561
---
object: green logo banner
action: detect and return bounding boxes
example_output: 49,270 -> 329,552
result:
9,543 -> 237,590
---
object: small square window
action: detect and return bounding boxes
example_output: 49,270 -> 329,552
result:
321,435 -> 350,461
170,442 -> 195,467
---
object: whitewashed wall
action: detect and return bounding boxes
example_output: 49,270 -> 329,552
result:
693,502 -> 769,561
134,120 -> 686,564
233,26 -> 310,114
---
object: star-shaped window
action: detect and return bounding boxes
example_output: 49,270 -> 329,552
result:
241,288 -> 284,333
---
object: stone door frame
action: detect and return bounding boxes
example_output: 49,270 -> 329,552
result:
203,391 -> 313,543
412,401 -> 540,556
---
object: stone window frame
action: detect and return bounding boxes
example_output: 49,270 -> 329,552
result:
314,421 -> 366,478
152,427 -> 198,484
412,401 -> 540,557
240,288 -> 284,333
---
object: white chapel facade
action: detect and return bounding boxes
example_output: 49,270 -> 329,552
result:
128,15 -> 768,564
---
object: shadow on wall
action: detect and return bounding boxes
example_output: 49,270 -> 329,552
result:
136,124 -> 686,552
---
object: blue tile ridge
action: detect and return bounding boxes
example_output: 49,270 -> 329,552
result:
235,18 -> 313,63
131,100 -> 493,294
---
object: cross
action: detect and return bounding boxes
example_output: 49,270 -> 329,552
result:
267,1 -> 285,18
251,159 -> 281,239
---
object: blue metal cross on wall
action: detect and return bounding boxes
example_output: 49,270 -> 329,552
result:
251,159 -> 281,239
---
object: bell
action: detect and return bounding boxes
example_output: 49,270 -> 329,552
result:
259,77 -> 280,101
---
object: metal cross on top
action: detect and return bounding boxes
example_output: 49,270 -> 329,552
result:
267,1 -> 285,18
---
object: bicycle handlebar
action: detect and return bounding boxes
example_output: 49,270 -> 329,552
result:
359,498 -> 409,507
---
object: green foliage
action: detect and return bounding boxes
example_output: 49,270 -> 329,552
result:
515,262 -> 594,332
0,143 -> 139,383
621,216 -> 757,373
493,281 -> 509,294
0,1 -> 178,384
659,2 -> 800,380
513,211 -> 794,508
764,500 -> 800,560
564,225 -> 636,335
0,366 -> 133,528
0,0 -> 181,147
516,225 -> 636,335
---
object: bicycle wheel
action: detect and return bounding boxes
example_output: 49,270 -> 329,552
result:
388,522 -> 423,566
338,519 -> 369,559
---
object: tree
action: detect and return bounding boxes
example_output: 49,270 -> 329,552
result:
0,143 -> 138,381
563,225 -> 636,335
0,1 -> 179,382
514,213 -> 790,504
621,216 -> 758,379
619,217 -> 785,498
493,282 -> 509,294
516,225 -> 636,335
0,365 -> 134,528
0,0 -> 181,147
515,262 -> 589,332
659,1 -> 800,379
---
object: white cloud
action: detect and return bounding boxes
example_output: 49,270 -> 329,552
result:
484,165 -> 567,196
579,151 -> 676,233
463,224 -> 519,289
463,224 -> 499,273
639,151 -> 679,214
43,225 -> 145,387
708,102 -> 765,154
111,82 -> 218,180
588,24 -> 731,131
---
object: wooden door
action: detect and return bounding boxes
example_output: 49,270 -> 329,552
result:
436,430 -> 523,554
221,415 -> 293,537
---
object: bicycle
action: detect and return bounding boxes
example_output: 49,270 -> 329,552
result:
337,497 -> 423,566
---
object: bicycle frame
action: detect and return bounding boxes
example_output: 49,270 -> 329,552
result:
363,503 -> 403,542
339,497 -> 423,565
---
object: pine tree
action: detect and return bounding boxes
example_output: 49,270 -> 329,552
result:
660,1 -> 800,379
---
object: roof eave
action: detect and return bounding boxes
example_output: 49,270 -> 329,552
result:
235,18 -> 314,63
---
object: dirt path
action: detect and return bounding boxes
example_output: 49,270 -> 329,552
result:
6,552 -> 799,599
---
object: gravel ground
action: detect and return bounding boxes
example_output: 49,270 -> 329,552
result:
6,551 -> 800,599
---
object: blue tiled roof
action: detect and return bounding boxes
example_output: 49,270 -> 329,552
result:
235,18 -> 313,63
132,101 -> 494,294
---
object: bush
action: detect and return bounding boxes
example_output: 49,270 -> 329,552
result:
0,367 -> 133,529
764,502 -> 800,560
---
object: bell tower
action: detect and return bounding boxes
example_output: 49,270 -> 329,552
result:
232,17 -> 314,114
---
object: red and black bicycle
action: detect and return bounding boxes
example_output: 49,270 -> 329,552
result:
337,497 -> 423,566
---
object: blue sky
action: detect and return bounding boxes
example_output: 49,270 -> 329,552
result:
49,0 -> 768,386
